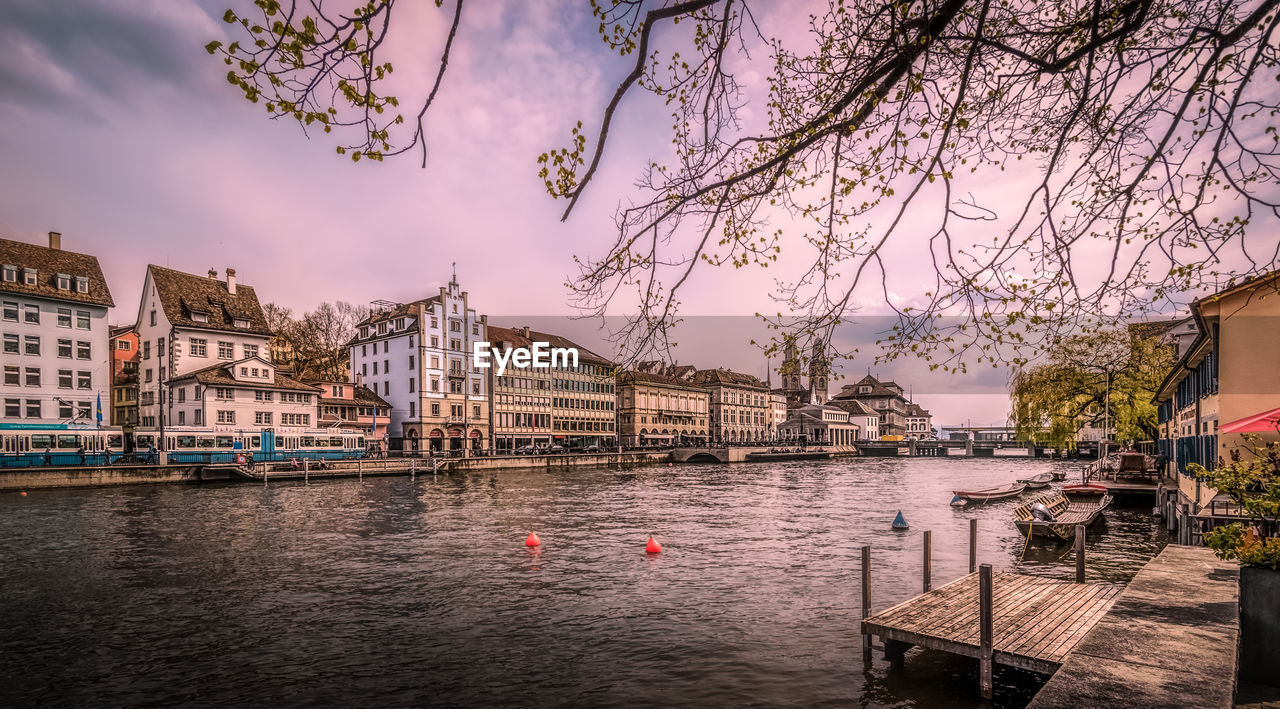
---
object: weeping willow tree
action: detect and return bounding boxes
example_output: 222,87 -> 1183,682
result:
210,0 -> 1280,367
1010,328 -> 1174,449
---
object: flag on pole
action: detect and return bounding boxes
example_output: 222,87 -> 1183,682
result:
95,392 -> 103,429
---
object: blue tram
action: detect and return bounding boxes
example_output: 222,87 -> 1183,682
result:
0,424 -> 366,467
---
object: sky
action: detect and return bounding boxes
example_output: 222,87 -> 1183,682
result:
0,0 -> 1271,427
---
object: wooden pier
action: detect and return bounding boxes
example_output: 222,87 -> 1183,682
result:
861,569 -> 1123,675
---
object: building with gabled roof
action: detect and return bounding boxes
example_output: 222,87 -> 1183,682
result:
0,232 -> 114,426
167,356 -> 319,430
616,369 -> 709,446
829,398 -> 879,440
690,367 -> 770,443
829,374 -> 930,439
133,265 -> 272,433
305,379 -> 392,445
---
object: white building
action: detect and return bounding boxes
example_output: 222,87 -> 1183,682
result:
134,265 -> 275,431
778,404 -> 861,445
769,390 -> 787,440
905,402 -> 933,440
167,356 -> 318,429
349,272 -> 489,452
0,233 -> 113,426
838,399 -> 880,441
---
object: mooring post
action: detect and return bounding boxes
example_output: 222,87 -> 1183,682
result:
411,458 -> 416,479
969,518 -> 978,574
861,544 -> 872,667
1180,503 -> 1190,545
979,563 -> 994,700
922,530 -> 932,593
1075,525 -> 1086,583
358,458 -> 362,480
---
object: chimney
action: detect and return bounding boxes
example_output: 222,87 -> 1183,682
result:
48,232 -> 61,250
226,268 -> 237,295
520,326 -> 531,339
208,268 -> 218,279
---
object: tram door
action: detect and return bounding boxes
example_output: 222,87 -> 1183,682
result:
260,429 -> 275,458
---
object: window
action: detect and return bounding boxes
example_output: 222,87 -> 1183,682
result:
431,403 -> 440,416
24,304 -> 39,324
474,404 -> 481,418
190,338 -> 207,357
409,355 -> 415,369
22,269 -> 36,286
472,382 -> 481,395
243,344 -> 259,359
383,341 -> 389,354
361,363 -> 367,376
3,366 -> 17,385
191,312 -> 209,323
177,387 -> 184,402
450,339 -> 461,351
25,367 -> 39,387
281,413 -> 310,426
77,401 -> 91,419
3,334 -> 17,354
57,308 -> 71,328
75,277 -> 88,294
77,371 -> 91,389
215,388 -> 233,400
372,361 -> 378,375
58,369 -> 71,388
409,402 -> 416,418
5,399 -> 19,417
384,359 -> 389,373
143,341 -> 150,360
255,411 -> 272,425
240,367 -> 248,377
150,310 -> 157,327
233,318 -> 250,328
75,310 -> 89,329
57,274 -> 71,290
217,410 -> 235,424
194,410 -> 203,425
217,341 -> 234,359
409,378 -> 415,393
431,336 -> 439,348
76,341 -> 90,360
1,265 -> 14,282
24,336 -> 39,356
431,378 -> 440,392
59,401 -> 74,419
1,302 -> 14,321
255,391 -> 273,402
383,382 -> 389,396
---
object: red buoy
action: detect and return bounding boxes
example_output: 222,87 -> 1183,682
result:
646,536 -> 662,554
525,532 -> 541,547
19,491 -> 27,497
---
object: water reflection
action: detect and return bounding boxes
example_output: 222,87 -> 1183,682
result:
0,457 -> 1165,708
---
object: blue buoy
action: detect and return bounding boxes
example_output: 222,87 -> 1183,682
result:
949,494 -> 966,507
892,510 -> 909,531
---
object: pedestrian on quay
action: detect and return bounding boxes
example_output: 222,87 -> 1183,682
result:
43,447 -> 52,466
148,444 -> 157,464
77,445 -> 86,465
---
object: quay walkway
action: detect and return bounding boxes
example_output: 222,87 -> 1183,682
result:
1028,545 -> 1239,708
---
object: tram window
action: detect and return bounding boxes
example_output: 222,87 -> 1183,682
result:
250,436 -> 261,448
358,437 -> 365,448
215,436 -> 234,448
107,434 -> 123,448
197,437 -> 216,449
57,435 -> 80,449
176,436 -> 197,449
300,436 -> 315,447
31,434 -> 54,448
136,435 -> 155,448
329,437 -> 343,447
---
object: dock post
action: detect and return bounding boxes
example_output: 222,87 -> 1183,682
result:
969,518 -> 977,573
922,530 -> 932,592
358,459 -> 362,480
1075,525 -> 1086,583
1179,503 -> 1190,545
304,458 -> 308,484
979,564 -> 994,699
411,458 -> 416,479
861,545 -> 872,667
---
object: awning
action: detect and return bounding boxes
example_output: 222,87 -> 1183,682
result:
1220,407 -> 1280,434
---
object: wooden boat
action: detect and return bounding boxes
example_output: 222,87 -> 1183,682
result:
1013,490 -> 1112,541
950,482 -> 1027,506
1050,470 -> 1067,481
1016,472 -> 1053,489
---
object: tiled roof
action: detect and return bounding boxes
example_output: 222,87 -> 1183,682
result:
831,375 -> 902,400
488,324 -> 614,367
0,237 -> 114,307
830,399 -> 878,416
170,359 -> 318,392
148,265 -> 271,335
304,380 -> 392,408
692,368 -> 767,389
905,402 -> 931,417
619,369 -> 706,392
356,296 -> 439,329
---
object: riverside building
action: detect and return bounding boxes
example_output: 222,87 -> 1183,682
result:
617,368 -> 709,446
486,325 -> 616,451
348,271 -> 489,453
691,368 -> 770,443
0,233 -> 114,426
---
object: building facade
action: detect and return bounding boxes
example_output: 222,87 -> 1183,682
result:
349,273 -> 489,452
308,379 -> 392,445
486,325 -> 616,451
828,374 -> 917,438
109,326 -> 139,426
778,404 -> 860,445
167,357 -> 319,430
904,402 -> 933,440
134,266 -> 273,433
830,398 -> 879,440
778,335 -> 831,409
692,368 -> 770,443
1154,272 -> 1280,510
769,390 -> 788,440
0,233 -> 114,426
616,370 -> 709,446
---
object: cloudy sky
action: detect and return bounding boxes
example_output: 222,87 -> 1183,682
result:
1,0 -> 1265,427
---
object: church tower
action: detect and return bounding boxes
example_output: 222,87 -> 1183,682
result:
810,337 -> 830,405
781,335 -> 803,392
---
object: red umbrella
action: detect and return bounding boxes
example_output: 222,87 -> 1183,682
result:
1219,407 -> 1280,434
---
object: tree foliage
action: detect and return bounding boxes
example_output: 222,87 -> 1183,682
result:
213,0 -> 1280,366
265,300 -> 370,380
1009,327 -> 1173,448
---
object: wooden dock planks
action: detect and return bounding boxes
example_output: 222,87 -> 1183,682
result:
860,571 -> 1122,673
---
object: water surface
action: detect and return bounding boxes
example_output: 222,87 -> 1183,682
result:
0,457 -> 1166,707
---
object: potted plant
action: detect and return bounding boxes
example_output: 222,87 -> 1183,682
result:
1188,436 -> 1280,685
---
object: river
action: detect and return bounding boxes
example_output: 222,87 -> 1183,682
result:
0,457 -> 1167,708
